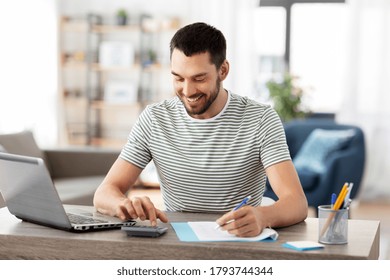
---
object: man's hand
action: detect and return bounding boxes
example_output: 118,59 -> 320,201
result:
115,196 -> 168,227
93,159 -> 169,227
215,206 -> 264,237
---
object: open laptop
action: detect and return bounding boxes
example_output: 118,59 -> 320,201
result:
0,152 -> 136,232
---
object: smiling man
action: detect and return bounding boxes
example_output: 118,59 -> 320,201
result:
93,22 -> 308,237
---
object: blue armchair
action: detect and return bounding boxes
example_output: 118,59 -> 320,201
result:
264,118 -> 366,212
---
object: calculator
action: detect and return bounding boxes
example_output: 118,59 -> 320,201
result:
121,225 -> 168,238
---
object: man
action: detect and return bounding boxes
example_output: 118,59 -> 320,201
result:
93,22 -> 307,237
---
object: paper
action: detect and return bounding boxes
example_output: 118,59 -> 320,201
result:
171,221 -> 278,242
282,241 -> 325,251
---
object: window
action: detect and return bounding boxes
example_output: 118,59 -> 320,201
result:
253,7 -> 286,103
291,4 -> 348,112
256,0 -> 347,113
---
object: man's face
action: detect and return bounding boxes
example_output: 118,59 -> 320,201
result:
171,49 -> 225,119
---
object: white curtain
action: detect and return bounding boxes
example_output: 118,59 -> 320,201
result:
0,0 -> 58,147
337,0 -> 390,199
187,0 -> 258,98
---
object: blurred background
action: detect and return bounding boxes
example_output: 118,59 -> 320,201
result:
0,0 -> 389,257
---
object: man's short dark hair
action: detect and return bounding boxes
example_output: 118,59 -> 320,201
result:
170,22 -> 227,69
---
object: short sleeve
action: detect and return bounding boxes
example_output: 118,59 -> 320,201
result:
259,107 -> 291,169
120,106 -> 154,169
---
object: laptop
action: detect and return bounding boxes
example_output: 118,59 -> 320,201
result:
0,152 -> 136,232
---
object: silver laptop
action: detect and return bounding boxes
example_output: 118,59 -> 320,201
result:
0,152 -> 135,232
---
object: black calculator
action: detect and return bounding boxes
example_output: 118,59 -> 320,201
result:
121,225 -> 168,238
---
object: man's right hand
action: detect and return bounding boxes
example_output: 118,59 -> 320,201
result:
115,196 -> 168,227
93,158 -> 168,226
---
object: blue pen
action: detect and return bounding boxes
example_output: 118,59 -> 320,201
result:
233,195 -> 252,211
215,195 -> 252,229
331,193 -> 337,209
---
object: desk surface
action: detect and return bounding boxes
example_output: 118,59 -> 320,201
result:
0,206 -> 380,260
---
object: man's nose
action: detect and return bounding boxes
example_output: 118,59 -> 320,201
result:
182,81 -> 196,96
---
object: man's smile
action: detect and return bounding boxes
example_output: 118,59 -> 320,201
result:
186,94 -> 203,103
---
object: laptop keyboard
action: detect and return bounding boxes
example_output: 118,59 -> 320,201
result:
67,213 -> 109,224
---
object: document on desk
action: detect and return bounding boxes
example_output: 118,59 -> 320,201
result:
171,221 -> 278,242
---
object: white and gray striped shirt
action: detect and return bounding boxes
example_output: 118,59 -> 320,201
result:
120,91 -> 291,212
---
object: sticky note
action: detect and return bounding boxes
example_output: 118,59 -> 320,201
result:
283,241 -> 325,251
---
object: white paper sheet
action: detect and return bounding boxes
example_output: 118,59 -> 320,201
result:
187,221 -> 278,242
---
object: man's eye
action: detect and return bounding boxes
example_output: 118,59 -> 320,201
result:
195,77 -> 205,82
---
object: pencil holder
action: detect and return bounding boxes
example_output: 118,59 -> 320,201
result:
318,205 -> 348,244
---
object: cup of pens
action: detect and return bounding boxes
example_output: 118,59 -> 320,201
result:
318,182 -> 353,245
318,205 -> 348,244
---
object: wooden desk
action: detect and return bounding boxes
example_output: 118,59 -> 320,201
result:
0,206 -> 380,260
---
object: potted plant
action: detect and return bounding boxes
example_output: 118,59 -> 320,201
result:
116,9 -> 128,25
266,72 -> 309,122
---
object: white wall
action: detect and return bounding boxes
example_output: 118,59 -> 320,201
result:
0,0 -> 58,147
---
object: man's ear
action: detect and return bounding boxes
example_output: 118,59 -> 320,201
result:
219,60 -> 229,81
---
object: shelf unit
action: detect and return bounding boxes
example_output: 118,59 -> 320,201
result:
58,16 -> 88,145
58,14 -> 179,148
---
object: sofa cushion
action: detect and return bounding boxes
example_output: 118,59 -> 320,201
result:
0,193 -> 5,208
54,176 -> 105,206
293,128 -> 356,174
0,145 -> 6,207
0,144 -> 6,153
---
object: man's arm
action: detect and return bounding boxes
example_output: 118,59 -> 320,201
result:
260,159 -> 308,227
93,158 -> 168,226
216,160 -> 308,237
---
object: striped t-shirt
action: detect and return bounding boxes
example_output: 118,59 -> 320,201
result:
120,91 -> 291,212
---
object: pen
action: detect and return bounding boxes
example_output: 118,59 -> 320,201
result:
215,195 -> 252,229
331,193 -> 337,208
233,195 -> 252,211
344,198 -> 352,209
344,183 -> 353,207
333,183 -> 349,210
320,183 -> 349,237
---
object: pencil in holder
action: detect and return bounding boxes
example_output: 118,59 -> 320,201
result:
318,205 -> 348,244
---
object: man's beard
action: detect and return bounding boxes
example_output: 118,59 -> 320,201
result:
178,78 -> 221,117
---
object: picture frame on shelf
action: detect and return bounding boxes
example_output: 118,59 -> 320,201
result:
99,41 -> 134,68
104,80 -> 138,104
